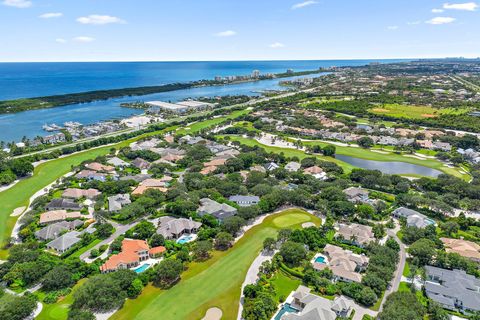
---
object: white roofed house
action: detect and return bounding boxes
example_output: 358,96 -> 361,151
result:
46,231 -> 82,254
392,207 -> 435,229
285,161 -> 301,172
264,162 -> 280,171
108,194 -> 131,212
107,157 -> 130,167
280,285 -> 352,320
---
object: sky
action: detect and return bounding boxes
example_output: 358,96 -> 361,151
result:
0,0 -> 479,62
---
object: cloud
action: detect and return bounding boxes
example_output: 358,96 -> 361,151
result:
55,38 -> 67,44
426,16 -> 456,24
443,2 -> 478,11
387,25 -> 399,30
39,12 -> 63,19
432,8 -> 445,13
291,1 -> 317,9
77,14 -> 125,25
73,36 -> 95,43
269,42 -> 285,48
2,0 -> 32,8
214,30 -> 237,37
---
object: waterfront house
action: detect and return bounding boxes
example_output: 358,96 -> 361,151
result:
197,198 -> 237,221
228,195 -> 260,207
156,216 -> 202,239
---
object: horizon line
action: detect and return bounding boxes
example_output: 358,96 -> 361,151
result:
1,57 -> 478,64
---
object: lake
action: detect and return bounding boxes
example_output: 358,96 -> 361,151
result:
336,155 -> 442,177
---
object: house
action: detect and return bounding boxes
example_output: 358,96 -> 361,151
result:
440,238 -> 480,262
45,198 -> 82,211
336,223 -> 375,247
85,162 -> 115,172
46,231 -> 82,253
132,158 -> 151,170
100,239 -> 165,273
285,161 -> 301,172
107,157 -> 130,167
424,266 -> 480,314
343,187 -> 369,203
156,216 -> 202,239
228,195 -> 260,207
200,166 -> 218,175
392,207 -> 435,229
197,198 -> 237,221
281,285 -> 352,320
303,166 -> 327,180
264,162 -> 280,171
315,244 -> 369,283
108,194 -> 131,212
39,210 -> 83,225
131,177 -> 169,195
62,188 -> 101,200
249,165 -> 266,173
35,220 -> 83,241
75,170 -> 108,182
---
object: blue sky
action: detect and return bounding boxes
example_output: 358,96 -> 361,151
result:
0,0 -> 479,62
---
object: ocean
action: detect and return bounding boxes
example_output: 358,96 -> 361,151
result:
0,59 -> 408,142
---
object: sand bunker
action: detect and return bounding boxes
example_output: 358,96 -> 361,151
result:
11,206 -> 26,217
202,307 -> 223,320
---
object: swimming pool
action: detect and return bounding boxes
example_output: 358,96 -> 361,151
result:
315,256 -> 326,264
177,234 -> 195,244
274,303 -> 298,320
133,263 -> 150,273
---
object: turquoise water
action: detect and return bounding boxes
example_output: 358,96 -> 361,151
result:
315,256 -> 326,263
0,73 -> 319,142
177,234 -> 194,244
274,303 -> 298,320
0,60 -> 408,100
133,263 -> 150,273
425,218 -> 436,225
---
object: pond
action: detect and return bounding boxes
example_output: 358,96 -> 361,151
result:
335,155 -> 443,177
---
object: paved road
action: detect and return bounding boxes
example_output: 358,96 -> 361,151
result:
379,229 -> 406,312
79,220 -> 140,261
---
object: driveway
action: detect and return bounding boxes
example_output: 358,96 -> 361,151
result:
379,229 -> 406,311
79,220 -> 140,261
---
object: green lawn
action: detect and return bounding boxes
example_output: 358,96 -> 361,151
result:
68,238 -> 102,259
110,209 -> 321,320
402,260 -> 411,277
0,107 -> 253,258
175,109 -> 251,135
36,279 -> 87,320
368,103 -> 469,120
270,271 -> 301,302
